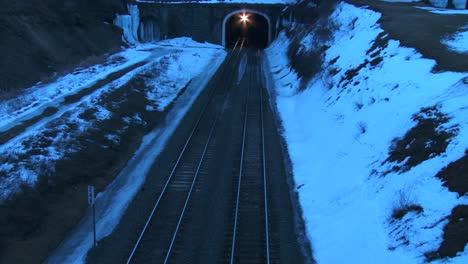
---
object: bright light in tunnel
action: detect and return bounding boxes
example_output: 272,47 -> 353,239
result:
240,13 -> 249,24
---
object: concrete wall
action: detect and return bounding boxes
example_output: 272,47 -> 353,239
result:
452,0 -> 468,9
136,3 -> 286,45
429,0 -> 468,9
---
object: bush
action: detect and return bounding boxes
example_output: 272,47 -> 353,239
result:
285,0 -> 340,91
292,0 -> 341,25
287,37 -> 323,90
391,190 -> 423,220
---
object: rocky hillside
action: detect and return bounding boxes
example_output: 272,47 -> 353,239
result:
0,0 -> 127,93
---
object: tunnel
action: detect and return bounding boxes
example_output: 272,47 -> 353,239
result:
223,10 -> 270,49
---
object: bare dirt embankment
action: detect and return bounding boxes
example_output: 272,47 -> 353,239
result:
0,0 -> 127,93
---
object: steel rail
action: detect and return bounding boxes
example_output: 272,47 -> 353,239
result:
229,55 -> 251,264
230,51 -> 270,264
163,41 -> 246,264
163,71 -> 230,264
126,38 -> 243,264
162,118 -> 216,263
238,38 -> 246,56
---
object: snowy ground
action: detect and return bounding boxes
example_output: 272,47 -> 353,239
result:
442,24 -> 468,54
0,38 -> 225,202
430,7 -> 468,54
265,2 -> 468,263
0,45 -> 155,133
416,6 -> 468,14
155,37 -> 226,49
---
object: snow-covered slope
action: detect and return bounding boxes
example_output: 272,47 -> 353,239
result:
265,2 -> 468,263
0,39 -> 225,202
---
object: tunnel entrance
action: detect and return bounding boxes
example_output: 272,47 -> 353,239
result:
223,10 -> 270,49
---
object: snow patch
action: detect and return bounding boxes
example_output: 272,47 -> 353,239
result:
442,25 -> 468,54
156,37 -> 225,49
416,6 -> 468,14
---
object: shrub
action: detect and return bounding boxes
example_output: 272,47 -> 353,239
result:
287,38 -> 323,90
391,190 -> 423,220
285,0 -> 341,92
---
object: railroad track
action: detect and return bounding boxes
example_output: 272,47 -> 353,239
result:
83,36 -> 308,264
125,42 -> 281,264
228,50 -> 272,264
126,39 -> 245,264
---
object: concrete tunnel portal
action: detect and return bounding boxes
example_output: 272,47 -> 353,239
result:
223,10 -> 271,49
136,3 -> 283,48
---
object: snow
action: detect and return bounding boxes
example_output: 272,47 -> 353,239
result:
265,2 -> 468,263
145,42 -> 224,110
46,40 -> 226,263
416,6 -> 468,14
0,41 -> 192,196
0,59 -> 149,200
156,37 -> 225,49
0,45 -> 155,133
442,25 -> 468,53
383,0 -> 468,10
0,49 -> 161,153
